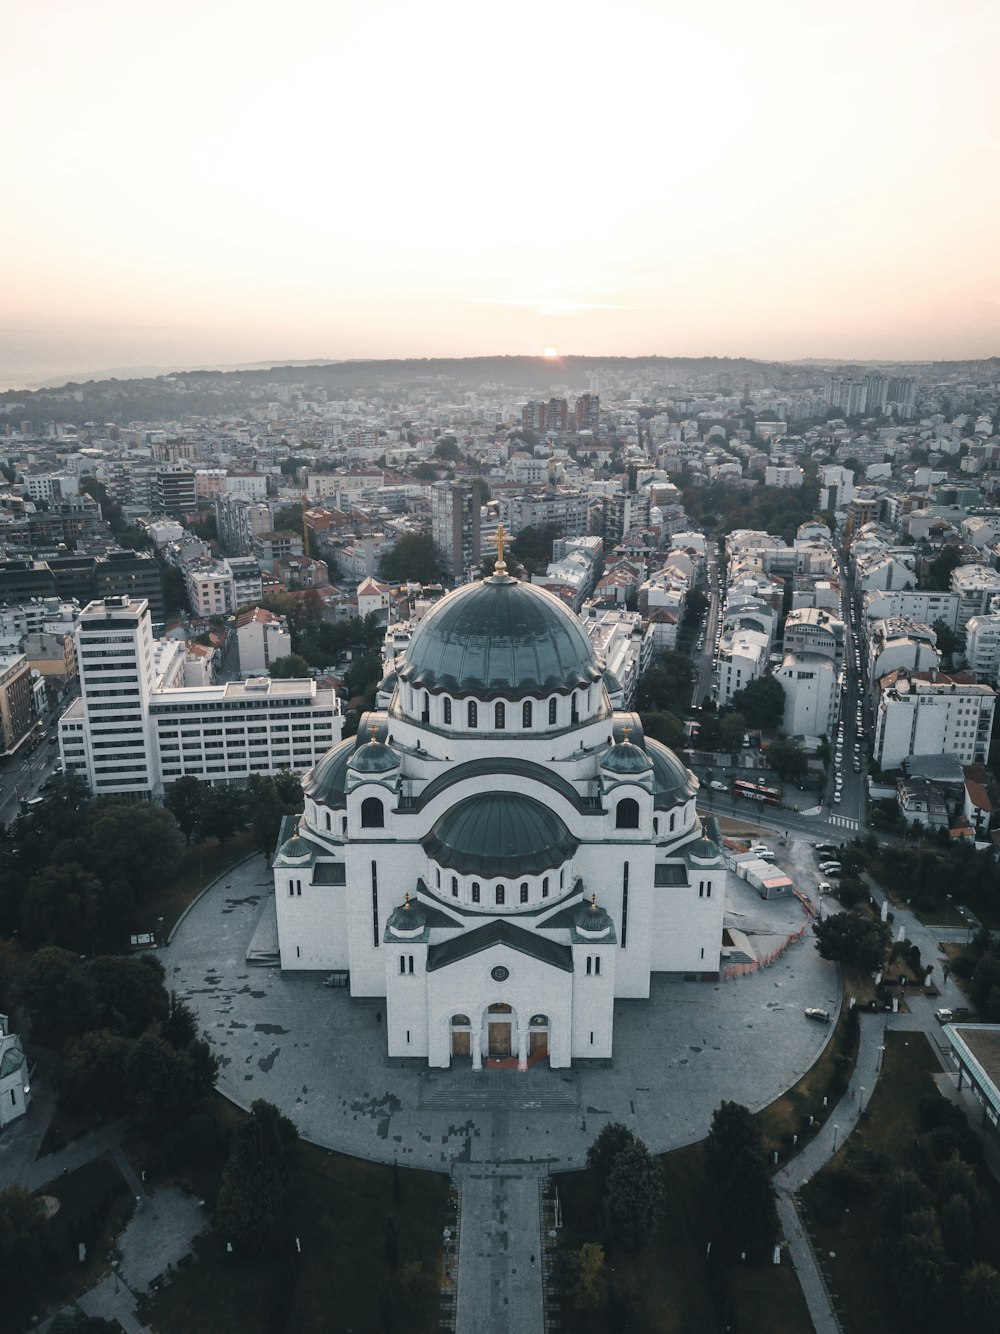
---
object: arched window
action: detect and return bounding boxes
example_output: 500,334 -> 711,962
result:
669,813 -> 675,832
653,818 -> 658,835
495,884 -> 505,905
595,956 -> 602,976
361,797 -> 384,828
408,956 -> 415,974
436,868 -> 441,887
421,692 -> 430,724
560,868 -> 565,888
452,1014 -> 470,1026
548,698 -> 557,725
586,956 -> 592,975
444,698 -> 452,725
522,700 -> 532,728
325,812 -> 332,831
451,876 -> 458,897
520,882 -> 529,903
468,700 -> 478,728
571,693 -> 580,724
542,877 -> 549,898
495,701 -> 505,730
471,882 -> 481,903
616,798 -> 639,829
399,956 -> 406,975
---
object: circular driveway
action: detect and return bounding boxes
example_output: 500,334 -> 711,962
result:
164,850 -> 840,1170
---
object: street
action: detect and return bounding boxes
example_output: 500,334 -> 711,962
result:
0,723 -> 62,828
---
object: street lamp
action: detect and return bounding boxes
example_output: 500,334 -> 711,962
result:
876,1045 -> 886,1073
946,894 -> 953,926
832,1124 -> 840,1153
859,1086 -> 867,1115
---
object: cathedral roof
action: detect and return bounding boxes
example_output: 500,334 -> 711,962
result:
427,919 -> 574,973
646,738 -> 699,809
399,574 -> 601,697
601,738 -> 653,776
422,792 -> 578,877
349,736 -> 399,775
574,894 -> 614,937
385,893 -> 428,939
304,737 -> 354,805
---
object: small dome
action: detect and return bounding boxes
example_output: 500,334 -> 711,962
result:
602,739 -> 652,776
400,575 -> 600,698
575,894 -> 613,936
423,791 -> 578,877
304,737 -> 354,805
349,737 -> 399,775
279,829 -> 312,863
387,893 -> 427,936
687,834 -> 722,864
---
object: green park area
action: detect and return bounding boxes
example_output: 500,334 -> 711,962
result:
552,1112 -> 811,1334
801,1031 -> 1000,1333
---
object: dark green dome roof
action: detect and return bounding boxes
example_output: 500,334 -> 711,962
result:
304,737 -> 354,805
387,894 -> 427,933
423,791 -> 578,877
687,835 -> 722,862
602,741 -> 653,775
349,739 -> 399,774
279,833 -> 312,861
646,739 -> 698,809
399,575 -> 600,697
575,895 -> 613,934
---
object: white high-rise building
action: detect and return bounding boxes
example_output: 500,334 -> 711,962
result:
59,597 -> 341,796
873,669 -> 996,770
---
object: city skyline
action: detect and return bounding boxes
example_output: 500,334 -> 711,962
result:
2,0 -> 998,388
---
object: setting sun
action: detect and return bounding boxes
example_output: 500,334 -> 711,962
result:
542,346 -> 559,359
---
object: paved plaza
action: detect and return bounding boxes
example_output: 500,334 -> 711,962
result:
164,851 -> 840,1171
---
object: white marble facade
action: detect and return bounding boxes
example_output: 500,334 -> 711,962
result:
274,561 -> 726,1068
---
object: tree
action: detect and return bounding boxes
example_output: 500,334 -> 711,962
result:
731,675 -> 786,731
59,1028 -> 134,1117
125,1031 -> 216,1128
766,736 -> 808,784
269,653 -> 313,679
215,1099 -> 299,1246
164,776 -> 207,845
197,784 -> 246,848
49,1315 -> 121,1334
89,953 -> 169,1037
602,1140 -> 665,1251
433,436 -> 460,461
0,1187 -> 49,1295
640,711 -> 686,749
510,523 -> 564,576
587,1122 -> 638,1196
413,462 -> 438,481
568,1242 -> 608,1310
703,1100 -> 778,1260
635,653 -> 695,713
161,992 -> 199,1049
924,544 -> 962,592
20,862 -> 101,953
931,617 -> 957,663
20,946 -> 100,1048
378,532 -> 447,584
813,911 -> 889,972
963,1263 -> 1000,1324
88,802 -> 181,899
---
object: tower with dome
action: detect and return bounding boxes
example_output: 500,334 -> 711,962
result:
272,532 -> 726,1069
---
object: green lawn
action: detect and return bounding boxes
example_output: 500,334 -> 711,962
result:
799,1031 -> 943,1334
141,1137 -> 449,1334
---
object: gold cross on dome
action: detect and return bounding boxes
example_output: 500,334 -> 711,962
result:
492,523 -> 509,575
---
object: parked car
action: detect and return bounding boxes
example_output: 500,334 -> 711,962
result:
934,1008 -> 954,1024
814,843 -> 838,856
805,1008 -> 831,1023
817,881 -> 831,893
818,861 -> 842,874
709,779 -> 728,792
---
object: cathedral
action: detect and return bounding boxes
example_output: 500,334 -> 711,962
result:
272,536 -> 726,1069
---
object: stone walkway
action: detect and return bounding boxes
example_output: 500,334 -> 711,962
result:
455,1168 -> 545,1334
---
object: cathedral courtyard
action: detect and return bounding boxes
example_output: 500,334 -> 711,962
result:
164,849 -> 840,1171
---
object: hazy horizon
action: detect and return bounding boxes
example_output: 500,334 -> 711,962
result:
3,0 -> 998,391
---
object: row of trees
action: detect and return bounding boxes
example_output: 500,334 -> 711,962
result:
0,770 -> 303,960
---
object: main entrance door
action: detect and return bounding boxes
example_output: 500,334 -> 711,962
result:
487,1002 -> 513,1057
450,1014 -> 471,1060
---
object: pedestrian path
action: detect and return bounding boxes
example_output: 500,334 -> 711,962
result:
773,1009 -> 890,1334
455,1169 -> 545,1334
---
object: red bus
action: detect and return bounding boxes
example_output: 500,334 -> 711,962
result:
731,778 -> 782,806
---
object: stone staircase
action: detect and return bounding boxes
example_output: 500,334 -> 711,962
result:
419,1068 -> 580,1112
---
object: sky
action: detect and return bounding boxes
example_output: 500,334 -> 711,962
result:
2,0 -> 999,386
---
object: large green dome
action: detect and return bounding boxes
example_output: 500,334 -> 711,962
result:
399,575 -> 601,697
422,791 -> 578,877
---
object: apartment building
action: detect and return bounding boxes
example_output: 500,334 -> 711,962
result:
873,669 -> 996,771
236,607 -> 292,674
59,597 -> 342,796
964,614 -> 1000,681
0,652 -> 35,756
951,565 -> 1000,629
782,608 -> 845,670
773,653 -> 839,738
